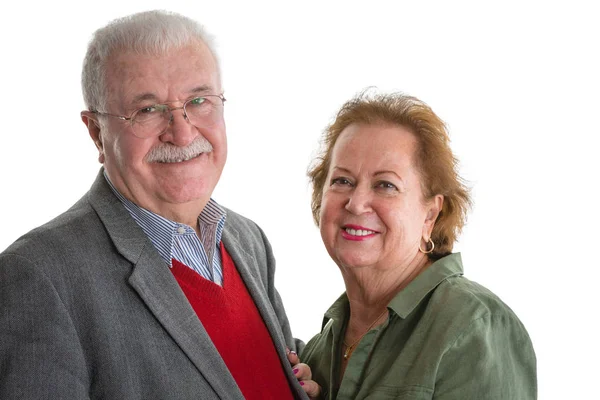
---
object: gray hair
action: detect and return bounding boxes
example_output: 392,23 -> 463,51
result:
82,10 -> 220,112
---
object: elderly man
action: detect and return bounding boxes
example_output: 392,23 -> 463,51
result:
0,10 -> 311,400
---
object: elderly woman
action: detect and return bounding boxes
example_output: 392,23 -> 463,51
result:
299,92 -> 537,399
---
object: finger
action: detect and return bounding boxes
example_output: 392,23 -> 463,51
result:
299,379 -> 321,399
292,362 -> 312,381
287,349 -> 300,366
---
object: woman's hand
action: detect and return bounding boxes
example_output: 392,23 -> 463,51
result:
287,348 -> 323,399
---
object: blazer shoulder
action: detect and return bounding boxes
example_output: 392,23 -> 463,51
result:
1,193 -> 99,263
222,207 -> 268,243
220,207 -> 276,279
223,207 -> 261,231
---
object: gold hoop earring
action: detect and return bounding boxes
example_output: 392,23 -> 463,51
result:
419,238 -> 435,254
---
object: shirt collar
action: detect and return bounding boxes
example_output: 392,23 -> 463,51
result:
387,253 -> 464,318
322,253 -> 464,327
323,292 -> 350,329
102,171 -> 226,265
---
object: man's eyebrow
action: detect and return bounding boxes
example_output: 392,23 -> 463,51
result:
130,85 -> 216,105
131,93 -> 159,105
189,85 -> 215,95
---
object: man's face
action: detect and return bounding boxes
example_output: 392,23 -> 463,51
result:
86,41 -> 226,220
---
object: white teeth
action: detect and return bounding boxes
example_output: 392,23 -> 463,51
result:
160,154 -> 199,163
345,228 -> 374,236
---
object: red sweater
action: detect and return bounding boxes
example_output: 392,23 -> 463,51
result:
170,243 -> 295,400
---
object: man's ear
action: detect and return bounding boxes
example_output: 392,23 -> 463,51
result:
81,111 -> 105,164
422,194 -> 444,239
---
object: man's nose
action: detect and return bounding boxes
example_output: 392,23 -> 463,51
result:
160,107 -> 198,146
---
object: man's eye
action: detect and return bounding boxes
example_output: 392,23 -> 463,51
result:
189,97 -> 206,106
139,106 -> 158,114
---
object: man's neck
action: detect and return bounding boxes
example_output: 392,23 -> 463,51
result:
104,171 -> 208,228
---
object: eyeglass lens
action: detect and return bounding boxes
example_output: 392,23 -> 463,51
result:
131,96 -> 224,138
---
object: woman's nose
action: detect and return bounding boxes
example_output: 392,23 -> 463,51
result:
344,186 -> 373,215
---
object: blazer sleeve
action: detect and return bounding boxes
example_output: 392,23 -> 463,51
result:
434,312 -> 537,399
0,252 -> 91,399
255,223 -> 305,354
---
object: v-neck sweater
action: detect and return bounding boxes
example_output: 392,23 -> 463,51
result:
171,243 -> 295,400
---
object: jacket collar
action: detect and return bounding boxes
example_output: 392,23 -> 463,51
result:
87,169 -> 246,400
322,253 -> 465,327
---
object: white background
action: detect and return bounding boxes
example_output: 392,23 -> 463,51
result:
1,1 -> 598,398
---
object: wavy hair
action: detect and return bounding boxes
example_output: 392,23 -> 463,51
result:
308,91 -> 471,259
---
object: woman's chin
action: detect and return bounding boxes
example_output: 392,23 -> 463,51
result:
336,256 -> 377,272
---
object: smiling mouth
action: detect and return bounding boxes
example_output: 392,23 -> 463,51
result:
344,228 -> 376,236
157,152 -> 204,163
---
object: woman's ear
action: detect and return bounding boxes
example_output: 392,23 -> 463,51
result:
423,194 -> 444,239
81,111 -> 105,163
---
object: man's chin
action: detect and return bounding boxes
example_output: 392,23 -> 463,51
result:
157,184 -> 215,207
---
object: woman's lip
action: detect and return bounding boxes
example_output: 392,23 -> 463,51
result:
340,227 -> 378,241
340,224 -> 380,238
342,224 -> 373,231
343,224 -> 377,232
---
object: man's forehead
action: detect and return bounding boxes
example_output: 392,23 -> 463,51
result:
128,85 -> 216,104
104,43 -> 220,108
106,41 -> 218,78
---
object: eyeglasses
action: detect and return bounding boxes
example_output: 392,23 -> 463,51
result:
92,94 -> 226,139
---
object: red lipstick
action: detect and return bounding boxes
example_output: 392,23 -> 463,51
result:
340,224 -> 378,241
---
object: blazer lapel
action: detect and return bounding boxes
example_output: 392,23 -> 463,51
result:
87,170 -> 244,400
221,224 -> 311,400
221,225 -> 288,362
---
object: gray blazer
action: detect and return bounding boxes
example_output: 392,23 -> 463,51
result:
0,170 -> 308,400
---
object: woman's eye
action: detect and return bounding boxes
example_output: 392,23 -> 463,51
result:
331,177 -> 352,186
376,181 -> 398,191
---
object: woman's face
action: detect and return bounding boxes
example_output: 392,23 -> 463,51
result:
319,123 -> 440,272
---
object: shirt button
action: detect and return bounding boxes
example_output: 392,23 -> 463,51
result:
177,226 -> 186,234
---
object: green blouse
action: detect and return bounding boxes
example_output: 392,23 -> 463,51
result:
301,253 -> 537,400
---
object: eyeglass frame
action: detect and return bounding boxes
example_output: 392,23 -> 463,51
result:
90,94 -> 226,138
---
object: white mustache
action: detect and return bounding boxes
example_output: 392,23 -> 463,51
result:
146,137 -> 213,163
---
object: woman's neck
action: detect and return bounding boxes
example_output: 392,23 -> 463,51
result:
342,252 -> 431,323
338,252 -> 433,380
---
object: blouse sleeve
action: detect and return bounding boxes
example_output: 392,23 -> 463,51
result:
434,313 -> 537,399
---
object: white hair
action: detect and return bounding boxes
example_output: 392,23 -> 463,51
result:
82,10 -> 220,112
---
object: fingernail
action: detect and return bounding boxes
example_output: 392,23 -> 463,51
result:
299,381 -> 305,386
290,350 -> 297,356
286,347 -> 290,354
293,368 -> 299,374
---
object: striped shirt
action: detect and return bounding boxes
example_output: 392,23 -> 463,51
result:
104,173 -> 226,285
